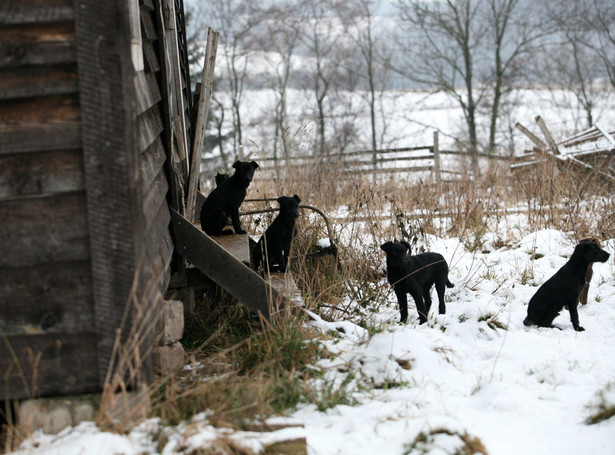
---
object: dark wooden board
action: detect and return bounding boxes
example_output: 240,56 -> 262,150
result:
134,72 -> 162,115
143,167 -> 169,232
0,95 -> 80,124
140,7 -> 157,41
0,148 -> 84,198
0,122 -> 81,155
136,103 -> 164,151
0,64 -> 79,101
171,208 -> 291,319
140,136 -> 166,195
0,192 -> 90,267
142,39 -> 160,73
0,331 -> 100,400
0,261 -> 94,336
1,0 -> 74,27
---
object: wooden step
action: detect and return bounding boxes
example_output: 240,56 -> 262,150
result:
266,272 -> 305,308
211,233 -> 250,265
171,208 -> 290,319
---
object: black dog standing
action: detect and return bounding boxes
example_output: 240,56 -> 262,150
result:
253,195 -> 301,273
524,238 -> 610,331
200,160 -> 259,236
381,241 -> 454,324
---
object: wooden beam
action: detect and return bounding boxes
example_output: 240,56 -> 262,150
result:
534,116 -> 559,154
186,27 -> 219,223
515,122 -> 547,150
170,208 -> 291,319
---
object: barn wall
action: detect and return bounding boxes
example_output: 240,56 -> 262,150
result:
0,0 -> 177,400
0,0 -> 100,399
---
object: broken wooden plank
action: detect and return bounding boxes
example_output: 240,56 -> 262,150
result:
170,208 -> 291,319
515,122 -> 547,150
534,116 -> 559,154
267,273 -> 305,309
186,27 -> 219,223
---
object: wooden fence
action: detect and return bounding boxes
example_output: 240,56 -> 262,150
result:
199,132 -> 515,188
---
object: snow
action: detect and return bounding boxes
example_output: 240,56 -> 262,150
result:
11,229 -> 615,454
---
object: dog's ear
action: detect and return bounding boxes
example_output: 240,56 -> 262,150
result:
293,194 -> 301,203
251,160 -> 260,169
232,160 -> 241,169
401,241 -> 411,254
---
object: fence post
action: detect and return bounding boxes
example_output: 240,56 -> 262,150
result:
433,131 -> 441,184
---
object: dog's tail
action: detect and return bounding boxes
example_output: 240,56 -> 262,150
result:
446,279 -> 454,288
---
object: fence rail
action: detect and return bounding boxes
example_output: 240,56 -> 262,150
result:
199,132 -> 515,188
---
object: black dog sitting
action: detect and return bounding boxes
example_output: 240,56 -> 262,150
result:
381,241 -> 454,324
524,238 -> 610,331
200,160 -> 259,236
253,195 -> 301,272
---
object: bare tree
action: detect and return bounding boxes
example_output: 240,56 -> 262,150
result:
541,0 -> 615,128
300,0 -> 349,156
484,0 -> 547,151
342,0 -> 394,162
258,1 -> 306,159
396,0 -> 488,170
195,0 -> 263,158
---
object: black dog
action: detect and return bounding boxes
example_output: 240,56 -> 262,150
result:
381,241 -> 454,324
200,160 -> 259,236
524,238 -> 610,331
253,195 -> 301,272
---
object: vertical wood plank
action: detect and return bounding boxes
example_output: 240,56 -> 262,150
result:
74,0 -> 143,387
186,27 -> 219,223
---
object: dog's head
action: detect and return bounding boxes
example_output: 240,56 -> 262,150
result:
573,238 -> 610,264
380,241 -> 410,260
277,194 -> 301,220
232,160 -> 260,187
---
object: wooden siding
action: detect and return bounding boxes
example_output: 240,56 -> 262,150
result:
0,0 -> 98,399
0,0 -> 176,399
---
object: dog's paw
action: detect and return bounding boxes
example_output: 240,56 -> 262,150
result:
235,229 -> 247,235
575,326 -> 585,332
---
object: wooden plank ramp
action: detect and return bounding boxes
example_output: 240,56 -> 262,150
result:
171,208 -> 306,319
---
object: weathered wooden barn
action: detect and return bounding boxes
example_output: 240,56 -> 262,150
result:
0,0 -> 296,410
0,0 -> 195,400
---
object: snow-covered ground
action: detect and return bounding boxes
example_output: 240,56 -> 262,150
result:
12,228 -> 615,454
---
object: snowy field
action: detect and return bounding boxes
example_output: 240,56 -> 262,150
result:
13,227 -> 615,454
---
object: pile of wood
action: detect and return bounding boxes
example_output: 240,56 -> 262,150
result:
512,116 -> 615,183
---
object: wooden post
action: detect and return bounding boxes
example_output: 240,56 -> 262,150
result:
534,116 -> 559,154
515,122 -> 547,150
186,27 -> 219,223
433,131 -> 441,184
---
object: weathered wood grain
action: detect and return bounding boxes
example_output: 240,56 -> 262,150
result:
0,95 -> 80,124
1,0 -> 74,27
171,208 -> 291,319
0,25 -> 76,69
0,261 -> 94,336
0,332 -> 100,400
0,122 -> 81,155
0,149 -> 84,198
0,65 -> 79,101
0,192 -> 90,268
136,103 -> 164,151
140,137 -> 166,195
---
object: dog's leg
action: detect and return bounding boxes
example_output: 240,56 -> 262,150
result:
231,207 -> 246,234
567,302 -> 585,332
435,281 -> 446,315
409,287 -> 428,324
422,285 -> 432,315
394,288 -> 409,323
